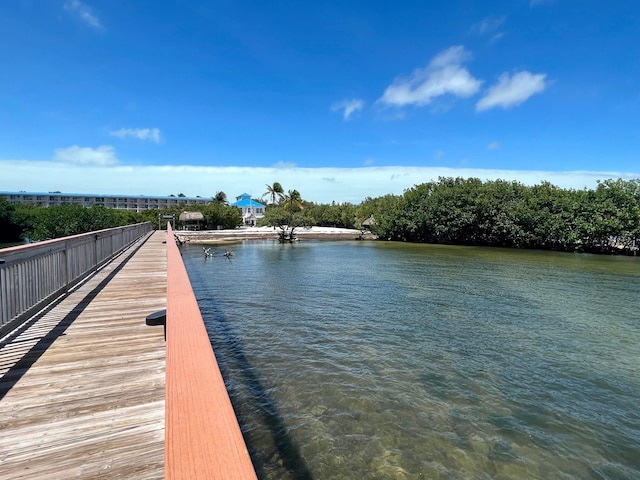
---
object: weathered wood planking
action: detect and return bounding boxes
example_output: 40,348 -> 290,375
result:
0,231 -> 166,480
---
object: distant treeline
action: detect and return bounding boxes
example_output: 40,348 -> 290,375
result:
0,200 -> 242,242
361,177 -> 640,255
2,177 -> 639,255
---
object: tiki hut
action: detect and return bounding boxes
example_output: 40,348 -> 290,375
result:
178,211 -> 204,230
362,215 -> 376,230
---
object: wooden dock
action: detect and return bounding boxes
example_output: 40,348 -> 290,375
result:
0,231 -> 167,479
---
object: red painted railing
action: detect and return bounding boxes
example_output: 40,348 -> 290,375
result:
165,224 -> 257,479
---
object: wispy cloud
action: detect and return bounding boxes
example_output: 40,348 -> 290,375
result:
489,33 -> 505,44
472,16 -> 507,45
476,71 -> 547,111
487,141 -> 501,150
530,0 -> 554,6
331,99 -> 365,120
272,161 -> 297,169
473,15 -> 506,35
3,160 -> 635,204
378,46 -> 482,108
53,145 -> 118,166
64,0 -> 104,31
110,128 -> 162,143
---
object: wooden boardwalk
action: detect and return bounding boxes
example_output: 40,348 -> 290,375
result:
0,231 -> 167,479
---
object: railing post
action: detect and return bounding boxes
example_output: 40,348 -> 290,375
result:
94,234 -> 99,273
63,246 -> 70,293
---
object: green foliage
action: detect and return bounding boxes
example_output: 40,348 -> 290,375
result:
262,182 -> 285,206
284,189 -> 303,213
261,206 -> 312,228
0,197 -> 23,242
8,176 -> 637,254
259,189 -> 314,242
212,191 -> 228,204
367,177 -> 640,254
303,202 -> 358,229
190,203 -> 243,229
356,194 -> 403,236
169,203 -> 241,230
15,204 -> 137,241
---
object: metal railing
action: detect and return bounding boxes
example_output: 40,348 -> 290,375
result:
0,222 -> 153,335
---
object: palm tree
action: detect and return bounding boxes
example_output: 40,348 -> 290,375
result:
212,191 -> 228,204
262,182 -> 285,206
274,189 -> 305,242
285,189 -> 303,213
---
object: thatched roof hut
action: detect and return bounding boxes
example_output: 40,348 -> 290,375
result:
179,211 -> 204,230
179,211 -> 204,222
362,215 -> 376,228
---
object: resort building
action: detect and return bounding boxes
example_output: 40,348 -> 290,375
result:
231,193 -> 266,226
0,191 -> 210,212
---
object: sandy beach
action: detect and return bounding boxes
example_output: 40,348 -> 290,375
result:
173,226 -> 376,244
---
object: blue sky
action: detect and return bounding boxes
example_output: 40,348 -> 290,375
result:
1,1 -> 638,203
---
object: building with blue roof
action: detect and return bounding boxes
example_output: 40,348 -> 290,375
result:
231,193 -> 266,226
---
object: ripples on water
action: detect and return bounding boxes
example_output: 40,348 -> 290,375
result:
182,241 -> 640,480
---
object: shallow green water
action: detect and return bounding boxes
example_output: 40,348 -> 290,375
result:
183,241 -> 640,480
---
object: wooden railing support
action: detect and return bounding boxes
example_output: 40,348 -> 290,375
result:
165,224 -> 257,479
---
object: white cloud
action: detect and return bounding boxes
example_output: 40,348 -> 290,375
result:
477,71 -> 547,111
331,99 -> 365,120
1,159 -> 637,205
110,128 -> 162,143
378,46 -> 482,108
64,0 -> 103,31
490,33 -> 505,44
487,141 -> 501,150
272,161 -> 297,169
473,16 -> 505,35
53,145 -> 118,166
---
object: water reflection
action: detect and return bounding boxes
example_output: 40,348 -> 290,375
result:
183,241 -> 640,479
190,265 -> 313,479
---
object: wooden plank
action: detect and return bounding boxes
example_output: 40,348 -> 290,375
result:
165,224 -> 257,480
0,231 -> 167,480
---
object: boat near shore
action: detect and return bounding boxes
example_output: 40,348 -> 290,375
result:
173,226 -> 376,244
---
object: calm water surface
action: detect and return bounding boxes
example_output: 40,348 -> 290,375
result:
182,241 -> 640,480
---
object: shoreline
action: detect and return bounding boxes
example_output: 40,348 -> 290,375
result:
173,226 -> 377,244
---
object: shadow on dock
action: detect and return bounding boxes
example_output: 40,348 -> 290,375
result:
0,237 -> 148,400
201,298 -> 314,480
